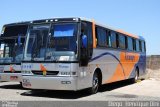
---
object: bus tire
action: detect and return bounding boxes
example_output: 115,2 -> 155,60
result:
88,72 -> 99,94
20,82 -> 23,87
133,68 -> 139,83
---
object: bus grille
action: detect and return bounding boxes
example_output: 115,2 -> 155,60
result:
3,71 -> 21,73
32,70 -> 59,76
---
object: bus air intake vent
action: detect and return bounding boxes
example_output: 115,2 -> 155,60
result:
3,71 -> 21,73
32,70 -> 59,76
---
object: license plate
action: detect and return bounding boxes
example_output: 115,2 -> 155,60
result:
10,76 -> 18,80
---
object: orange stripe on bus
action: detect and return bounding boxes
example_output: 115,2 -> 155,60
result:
117,29 -> 139,39
105,52 -> 140,83
106,64 -> 125,83
121,52 -> 140,78
92,20 -> 96,48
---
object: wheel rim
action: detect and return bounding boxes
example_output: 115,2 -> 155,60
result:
92,74 -> 99,93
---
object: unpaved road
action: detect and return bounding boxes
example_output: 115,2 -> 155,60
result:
0,79 -> 160,101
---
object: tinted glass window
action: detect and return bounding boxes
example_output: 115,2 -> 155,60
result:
50,23 -> 77,51
132,38 -> 136,51
119,34 -> 125,49
96,26 -> 107,47
125,36 -> 128,49
139,40 -> 142,52
84,21 -> 93,58
54,24 -> 75,37
128,37 -> 133,51
136,39 -> 140,51
142,41 -> 145,52
107,31 -> 111,47
110,31 -> 116,48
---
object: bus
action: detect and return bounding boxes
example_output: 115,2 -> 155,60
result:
21,17 -> 146,94
0,22 -> 29,83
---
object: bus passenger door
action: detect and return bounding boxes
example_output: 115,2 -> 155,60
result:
79,21 -> 93,66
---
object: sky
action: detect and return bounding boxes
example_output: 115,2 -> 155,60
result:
0,0 -> 160,55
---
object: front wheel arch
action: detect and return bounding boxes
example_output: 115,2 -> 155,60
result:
88,68 -> 102,94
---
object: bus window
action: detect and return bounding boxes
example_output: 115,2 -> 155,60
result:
132,38 -> 136,51
144,41 -> 146,52
85,22 -> 93,59
81,21 -> 93,59
96,26 -> 107,47
0,43 -> 4,58
116,33 -> 119,48
142,41 -> 145,52
119,34 -> 125,49
107,31 -> 112,47
127,37 -> 133,51
110,31 -> 116,48
136,39 -> 140,52
26,24 -> 50,59
79,21 -> 93,66
139,40 -> 142,52
125,36 -> 128,49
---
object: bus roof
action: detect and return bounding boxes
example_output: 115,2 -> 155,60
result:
3,21 -> 30,27
2,17 -> 144,41
80,17 -> 145,41
1,21 -> 29,39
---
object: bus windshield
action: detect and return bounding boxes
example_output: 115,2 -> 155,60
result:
0,24 -> 28,63
47,23 -> 77,55
0,36 -> 25,63
25,23 -> 78,61
25,24 -> 50,59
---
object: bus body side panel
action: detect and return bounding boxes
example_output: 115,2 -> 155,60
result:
88,48 -> 124,84
87,48 -> 146,85
128,52 -> 146,79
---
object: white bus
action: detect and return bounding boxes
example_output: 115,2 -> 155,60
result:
22,18 -> 146,94
0,22 -> 29,83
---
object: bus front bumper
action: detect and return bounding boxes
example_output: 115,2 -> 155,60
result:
22,76 -> 78,91
0,73 -> 22,82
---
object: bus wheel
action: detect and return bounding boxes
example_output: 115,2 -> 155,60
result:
88,72 -> 99,94
20,82 -> 23,87
133,68 -> 139,83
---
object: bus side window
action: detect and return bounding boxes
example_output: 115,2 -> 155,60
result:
132,38 -> 136,51
95,26 -> 107,47
81,21 -> 93,59
110,31 -> 116,48
107,31 -> 112,47
127,37 -> 133,51
116,33 -> 119,48
86,22 -> 93,58
136,39 -> 140,52
125,36 -> 128,49
119,34 -> 125,49
139,40 -> 142,52
144,41 -> 146,52
142,41 -> 145,52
